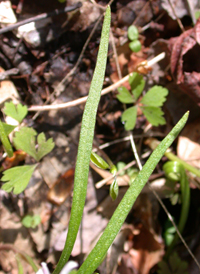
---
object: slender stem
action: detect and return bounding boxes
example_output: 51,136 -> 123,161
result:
165,151 -> 200,178
0,120 -> 13,157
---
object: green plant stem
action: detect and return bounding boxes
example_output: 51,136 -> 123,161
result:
164,161 -> 190,257
0,120 -> 13,157
147,138 -> 200,178
164,151 -> 200,178
77,111 -> 189,274
52,6 -> 111,274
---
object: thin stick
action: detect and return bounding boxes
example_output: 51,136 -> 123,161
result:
110,29 -> 122,80
167,0 -> 185,33
0,2 -> 82,35
129,133 -> 142,170
28,52 -> 166,112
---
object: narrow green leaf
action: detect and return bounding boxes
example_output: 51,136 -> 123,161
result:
77,112 -> 189,274
13,127 -> 54,161
129,72 -> 145,100
3,102 -> 28,123
127,25 -> 139,41
16,255 -> 24,274
121,106 -> 137,130
1,164 -> 37,194
116,86 -> 134,103
2,122 -> 16,135
0,120 -> 13,157
91,152 -> 109,169
18,253 -> 39,272
110,178 -> 118,201
141,106 -> 166,126
53,6 -> 111,274
129,40 -> 141,52
141,85 -> 168,107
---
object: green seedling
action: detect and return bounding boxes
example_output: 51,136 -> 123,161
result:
22,214 -> 41,229
0,6 -> 191,274
91,152 -> 120,201
1,101 -> 55,194
163,161 -> 190,257
117,72 -> 168,130
127,25 -> 141,52
52,7 -> 188,273
3,102 -> 28,123
158,252 -> 188,274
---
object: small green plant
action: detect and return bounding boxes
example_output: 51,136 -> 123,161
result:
0,6 -> 190,274
0,101 -> 55,194
22,214 -> 41,229
158,252 -> 188,274
127,25 -> 141,52
163,161 -> 190,256
117,72 -> 168,130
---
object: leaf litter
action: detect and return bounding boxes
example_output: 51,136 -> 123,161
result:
1,0 -> 200,273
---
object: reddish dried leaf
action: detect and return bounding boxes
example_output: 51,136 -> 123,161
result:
2,150 -> 26,170
47,168 -> 74,206
168,19 -> 200,105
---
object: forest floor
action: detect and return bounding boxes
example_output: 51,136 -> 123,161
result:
1,0 -> 200,273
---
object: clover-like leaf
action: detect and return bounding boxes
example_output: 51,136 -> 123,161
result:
109,177 -> 118,201
121,106 -> 137,131
141,86 -> 168,107
3,102 -> 28,123
129,72 -> 145,100
22,214 -> 41,228
1,164 -> 37,194
13,127 -> 55,161
116,86 -> 134,104
141,106 -> 166,126
91,151 -> 109,169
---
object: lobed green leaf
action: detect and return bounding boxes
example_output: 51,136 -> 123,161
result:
129,72 -> 145,100
116,86 -> 134,103
141,106 -> 166,126
3,102 -> 28,123
121,106 -> 137,130
1,164 -> 37,194
141,85 -> 168,107
13,127 -> 54,161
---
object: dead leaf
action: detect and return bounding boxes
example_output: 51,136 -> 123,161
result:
177,118 -> 200,169
161,0 -> 198,20
168,19 -> 200,105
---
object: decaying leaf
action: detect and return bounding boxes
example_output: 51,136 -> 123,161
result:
168,19 -> 200,105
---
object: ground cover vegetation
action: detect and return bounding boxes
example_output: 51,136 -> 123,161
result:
0,0 -> 200,273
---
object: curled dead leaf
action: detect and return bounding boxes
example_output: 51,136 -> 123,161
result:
168,19 -> 200,105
